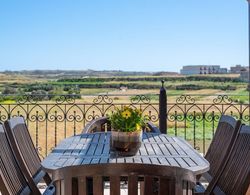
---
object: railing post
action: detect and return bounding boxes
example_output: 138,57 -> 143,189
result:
159,80 -> 167,133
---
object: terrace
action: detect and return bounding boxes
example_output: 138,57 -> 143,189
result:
0,0 -> 249,194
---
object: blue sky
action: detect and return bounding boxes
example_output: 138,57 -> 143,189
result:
0,0 -> 248,72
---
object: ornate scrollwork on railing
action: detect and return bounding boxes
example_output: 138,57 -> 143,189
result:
47,109 -> 65,122
213,95 -> 233,104
16,95 -> 39,104
204,111 -> 221,123
28,105 -> 47,122
130,95 -> 151,104
66,106 -> 84,122
185,105 -> 204,122
93,95 -> 113,104
0,106 -> 8,122
186,112 -> 203,122
85,105 -> 103,122
176,95 -> 195,104
141,105 -> 158,122
55,95 -> 76,104
29,111 -> 46,122
242,105 -> 250,122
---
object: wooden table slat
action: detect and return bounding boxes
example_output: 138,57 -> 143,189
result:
92,133 -> 100,143
144,143 -> 155,155
151,143 -> 164,155
81,157 -> 92,165
91,158 -> 100,164
133,157 -> 142,164
166,158 -> 180,167
99,157 -> 109,164
175,158 -> 190,168
95,143 -> 105,156
150,157 -> 160,165
116,157 -> 125,163
139,143 -> 148,155
101,143 -> 109,155
141,157 -> 151,164
86,143 -> 98,156
63,158 -> 76,167
158,157 -> 170,165
167,143 -> 179,155
158,143 -> 171,155
183,157 -> 198,167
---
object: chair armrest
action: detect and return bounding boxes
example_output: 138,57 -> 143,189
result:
82,117 -> 108,133
147,122 -> 161,133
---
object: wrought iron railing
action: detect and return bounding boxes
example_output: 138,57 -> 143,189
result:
0,92 -> 249,158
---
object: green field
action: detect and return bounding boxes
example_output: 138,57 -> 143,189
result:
0,73 -> 248,104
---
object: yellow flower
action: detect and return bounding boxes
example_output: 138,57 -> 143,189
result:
136,123 -> 141,131
122,110 -> 131,119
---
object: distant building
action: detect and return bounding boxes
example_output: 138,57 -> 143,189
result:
240,67 -> 249,82
180,65 -> 227,75
230,65 -> 248,74
219,68 -> 228,74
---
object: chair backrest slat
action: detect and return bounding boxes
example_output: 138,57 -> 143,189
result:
0,124 -> 31,195
211,124 -> 250,195
4,117 -> 52,185
5,117 -> 40,176
204,115 -> 241,181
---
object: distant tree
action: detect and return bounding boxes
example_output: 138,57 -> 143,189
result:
31,90 -> 49,101
2,86 -> 17,94
67,85 -> 81,99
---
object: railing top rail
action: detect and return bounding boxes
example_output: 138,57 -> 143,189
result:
0,93 -> 249,97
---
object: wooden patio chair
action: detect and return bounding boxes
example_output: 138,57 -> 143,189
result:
82,116 -> 160,133
4,117 -> 52,188
0,123 -> 55,195
198,123 -> 250,195
52,163 -> 196,195
198,115 -> 241,184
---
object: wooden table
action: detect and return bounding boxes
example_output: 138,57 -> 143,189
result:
42,132 -> 209,194
42,132 -> 209,174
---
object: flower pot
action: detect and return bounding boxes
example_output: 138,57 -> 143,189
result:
110,130 -> 142,156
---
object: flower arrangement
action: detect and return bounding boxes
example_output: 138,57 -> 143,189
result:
108,107 -> 147,132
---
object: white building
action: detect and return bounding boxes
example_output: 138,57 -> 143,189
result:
180,65 -> 227,75
230,65 -> 248,74
240,71 -> 249,82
